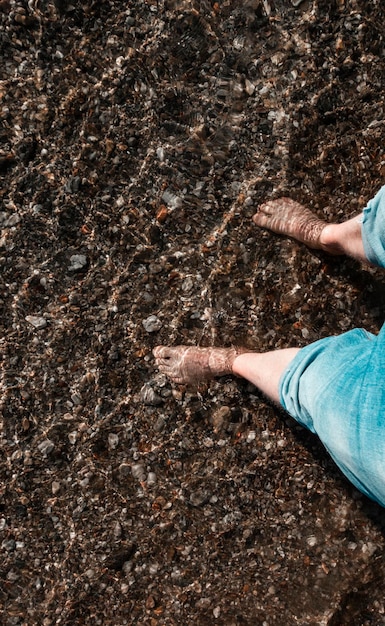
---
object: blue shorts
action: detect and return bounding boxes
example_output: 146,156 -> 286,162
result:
279,185 -> 385,507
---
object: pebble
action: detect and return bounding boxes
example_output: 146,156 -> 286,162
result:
147,472 -> 157,487
52,481 -> 61,495
131,463 -> 146,482
154,415 -> 166,432
142,315 -> 162,333
7,570 -> 19,582
113,521 -> 122,540
182,276 -> 194,292
68,431 -> 78,445
68,254 -> 88,272
245,78 -> 255,96
306,535 -> 317,547
108,433 -> 119,449
25,315 -> 47,329
122,561 -> 133,575
5,213 -> 21,226
70,393 -> 82,405
246,430 -> 256,443
196,597 -> 211,610
190,490 -> 210,507
211,405 -> 231,433
38,439 -> 55,456
140,383 -> 163,406
161,189 -> 182,209
2,538 -> 16,552
118,463 -> 132,477
64,176 -> 81,193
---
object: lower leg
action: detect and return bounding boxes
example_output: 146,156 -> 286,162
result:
232,348 -> 300,404
319,215 -> 367,262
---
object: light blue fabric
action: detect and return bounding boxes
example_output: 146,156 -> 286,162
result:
279,185 -> 385,507
362,184 -> 385,268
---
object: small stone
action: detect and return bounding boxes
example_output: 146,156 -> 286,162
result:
68,431 -> 77,445
64,176 -> 81,193
140,383 -> 163,406
113,521 -> 122,539
5,213 -> 21,226
182,276 -> 194,292
147,472 -> 157,486
245,79 -> 255,95
142,314 -> 162,333
108,433 -> 119,449
196,597 -> 211,610
122,561 -> 133,575
118,463 -> 131,477
211,406 -> 231,433
190,490 -> 210,507
145,595 -> 156,610
156,205 -> 168,223
25,315 -> 47,329
38,439 -> 55,456
71,393 -> 82,405
68,254 -> 88,272
161,189 -> 182,209
131,463 -> 146,481
154,415 -> 166,432
2,538 -> 16,551
52,481 -> 61,495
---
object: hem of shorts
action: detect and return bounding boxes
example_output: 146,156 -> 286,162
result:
361,206 -> 378,266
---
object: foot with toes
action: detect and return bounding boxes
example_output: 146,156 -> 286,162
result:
253,197 -> 328,250
153,346 -> 244,384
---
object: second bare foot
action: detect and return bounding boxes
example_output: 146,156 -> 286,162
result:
253,197 -> 332,251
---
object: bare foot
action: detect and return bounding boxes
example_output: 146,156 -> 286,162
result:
153,345 -> 244,384
253,197 -> 333,251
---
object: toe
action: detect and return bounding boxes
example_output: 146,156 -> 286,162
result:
153,346 -> 170,359
157,362 -> 172,375
259,201 -> 274,214
157,358 -> 172,367
253,211 -> 271,227
253,201 -> 274,222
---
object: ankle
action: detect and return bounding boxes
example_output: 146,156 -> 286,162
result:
319,223 -> 345,255
231,351 -> 252,377
320,217 -> 367,261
